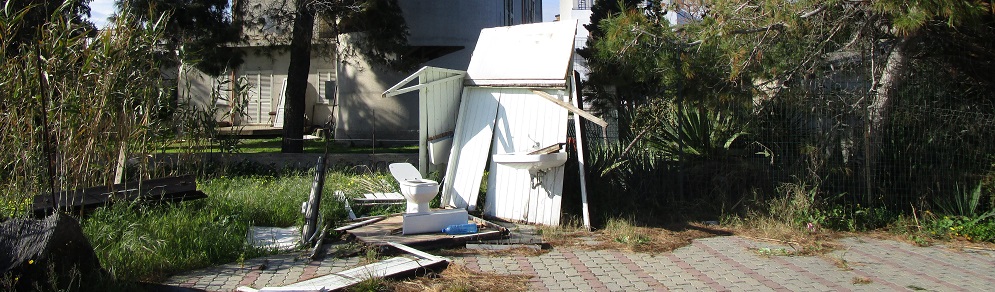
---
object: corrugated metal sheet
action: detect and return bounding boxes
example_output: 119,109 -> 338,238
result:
465,21 -> 578,87
484,88 -> 569,225
441,87 -> 501,210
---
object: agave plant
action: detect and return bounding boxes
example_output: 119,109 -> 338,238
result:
643,104 -> 747,161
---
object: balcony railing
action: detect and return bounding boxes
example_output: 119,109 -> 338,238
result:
577,0 -> 590,10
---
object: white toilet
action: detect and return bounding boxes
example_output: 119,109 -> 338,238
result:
388,163 -> 439,214
388,163 -> 468,234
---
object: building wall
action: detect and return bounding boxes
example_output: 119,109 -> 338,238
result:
333,0 -> 542,145
179,0 -> 542,143
177,47 -> 336,127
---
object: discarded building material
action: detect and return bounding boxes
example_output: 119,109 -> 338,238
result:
466,243 -> 544,252
440,86 -> 502,210
248,226 -> 300,251
382,66 -> 467,175
333,215 -> 389,232
239,242 -> 447,292
570,75 -> 593,230
332,191 -> 358,220
385,21 -> 596,227
351,192 -> 405,207
31,175 -> 206,216
345,214 -> 507,249
402,209 -> 468,235
301,156 -> 327,245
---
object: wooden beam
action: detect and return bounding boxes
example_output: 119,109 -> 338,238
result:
570,76 -> 592,231
531,89 -> 608,128
383,74 -> 464,98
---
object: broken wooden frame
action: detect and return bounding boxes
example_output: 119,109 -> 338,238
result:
31,175 -> 207,216
342,214 -> 508,250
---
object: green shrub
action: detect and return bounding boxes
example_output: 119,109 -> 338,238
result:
926,215 -> 995,243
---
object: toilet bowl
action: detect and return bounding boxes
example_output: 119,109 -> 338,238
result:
389,163 -> 439,214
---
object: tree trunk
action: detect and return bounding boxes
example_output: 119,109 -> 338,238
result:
282,0 -> 315,153
864,36 -> 911,202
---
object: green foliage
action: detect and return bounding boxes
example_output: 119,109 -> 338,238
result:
82,172 -> 352,282
871,0 -> 990,35
925,215 -> 995,243
118,0 -> 244,76
0,3 -> 168,217
3,0 -> 94,56
934,182 -> 985,218
643,104 -> 748,161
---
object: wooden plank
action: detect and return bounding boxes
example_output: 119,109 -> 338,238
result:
32,175 -> 203,215
386,242 -> 447,262
571,75 -> 593,230
334,216 -> 388,232
382,75 -> 464,98
531,90 -> 608,128
346,214 -> 507,249
441,87 -> 501,210
381,66 -> 466,98
277,242 -> 447,291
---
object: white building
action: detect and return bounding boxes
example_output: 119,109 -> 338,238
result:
557,0 -> 593,79
178,1 -> 541,144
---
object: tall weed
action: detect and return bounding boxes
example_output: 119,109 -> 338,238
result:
0,4 -> 167,217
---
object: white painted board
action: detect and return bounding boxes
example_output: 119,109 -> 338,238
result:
441,87 -> 501,210
484,88 -> 569,225
420,69 -> 463,173
465,21 -> 578,87
382,66 -> 465,175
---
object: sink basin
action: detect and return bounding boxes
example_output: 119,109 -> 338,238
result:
492,152 -> 568,171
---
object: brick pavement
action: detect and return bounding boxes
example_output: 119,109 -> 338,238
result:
163,236 -> 995,291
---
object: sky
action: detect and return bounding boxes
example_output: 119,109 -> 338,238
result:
543,0 -> 560,22
88,0 -> 115,28
88,0 -> 562,28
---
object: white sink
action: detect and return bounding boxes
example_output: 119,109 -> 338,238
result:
492,152 -> 568,171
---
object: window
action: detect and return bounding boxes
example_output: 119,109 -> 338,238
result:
316,69 -> 335,104
241,70 -> 274,124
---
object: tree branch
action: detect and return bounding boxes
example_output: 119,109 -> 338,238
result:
730,22 -> 786,34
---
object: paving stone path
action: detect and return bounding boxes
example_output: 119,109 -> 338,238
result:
163,236 -> 995,291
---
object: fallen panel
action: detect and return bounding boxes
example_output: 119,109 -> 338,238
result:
441,87 -> 501,209
243,242 -> 446,292
248,226 -> 299,251
344,214 -> 507,249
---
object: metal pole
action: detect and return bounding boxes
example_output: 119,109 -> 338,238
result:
302,155 -> 326,244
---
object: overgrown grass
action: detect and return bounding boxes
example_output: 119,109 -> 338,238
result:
81,170 -> 361,283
